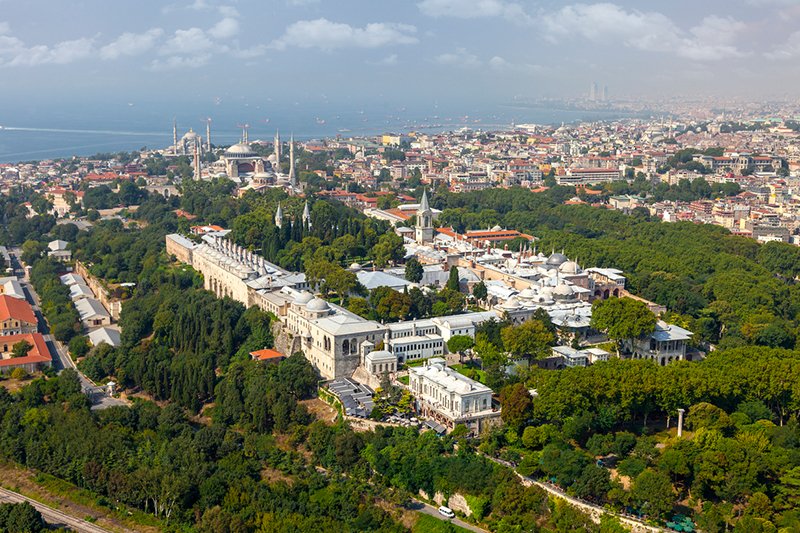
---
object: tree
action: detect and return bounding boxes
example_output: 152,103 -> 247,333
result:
447,335 -> 474,356
631,469 -> 674,519
0,502 -> 46,533
501,320 -> 556,362
404,257 -> 424,283
499,383 -> 532,433
472,281 -> 487,302
68,335 -> 91,359
446,266 -> 460,291
590,297 -> 657,354
11,340 -> 32,358
572,464 -> 612,502
371,232 -> 404,268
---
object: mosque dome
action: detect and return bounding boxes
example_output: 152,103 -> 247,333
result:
225,143 -> 257,158
553,284 -> 575,299
546,252 -> 568,266
503,297 -> 521,309
559,260 -> 580,274
295,291 -> 314,305
181,130 -> 201,142
349,262 -> 362,272
518,288 -> 537,300
307,298 -> 330,312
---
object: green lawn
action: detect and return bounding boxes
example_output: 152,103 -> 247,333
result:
413,513 -> 472,533
398,375 -> 410,385
450,364 -> 487,384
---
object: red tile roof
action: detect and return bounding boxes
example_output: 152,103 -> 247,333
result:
0,295 -> 36,325
250,348 -> 285,362
0,333 -> 50,367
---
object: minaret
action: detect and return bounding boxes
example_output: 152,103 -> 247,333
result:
193,138 -> 201,180
289,133 -> 296,188
274,129 -> 281,169
415,189 -> 434,245
172,118 -> 178,155
206,118 -> 211,152
275,202 -> 283,228
302,200 -> 311,229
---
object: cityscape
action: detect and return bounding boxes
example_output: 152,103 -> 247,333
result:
2,1 -> 800,533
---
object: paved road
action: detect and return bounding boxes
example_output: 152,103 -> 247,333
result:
9,249 -> 127,410
0,487 -> 112,533
408,500 -> 488,533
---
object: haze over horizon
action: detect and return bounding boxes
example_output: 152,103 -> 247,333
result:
2,0 -> 800,116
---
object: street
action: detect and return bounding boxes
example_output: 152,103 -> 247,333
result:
0,486 -> 112,533
8,248 -> 127,410
407,500 -> 488,533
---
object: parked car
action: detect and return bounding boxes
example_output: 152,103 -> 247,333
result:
438,506 -> 455,519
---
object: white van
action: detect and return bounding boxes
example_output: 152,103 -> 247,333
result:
438,506 -> 455,519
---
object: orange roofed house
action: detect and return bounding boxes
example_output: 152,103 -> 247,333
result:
463,228 -> 535,247
0,295 -> 38,335
250,348 -> 286,364
0,333 -> 51,373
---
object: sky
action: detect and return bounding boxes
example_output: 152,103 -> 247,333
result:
2,0 -> 800,117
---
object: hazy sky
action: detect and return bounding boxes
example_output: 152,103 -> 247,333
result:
2,0 -> 800,110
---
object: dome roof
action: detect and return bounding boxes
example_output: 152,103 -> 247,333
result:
503,297 -> 521,309
306,298 -> 330,312
559,260 -> 580,274
295,291 -> 314,304
252,171 -> 273,178
546,252 -> 568,266
553,284 -> 575,297
518,288 -> 537,300
225,143 -> 257,157
349,262 -> 362,271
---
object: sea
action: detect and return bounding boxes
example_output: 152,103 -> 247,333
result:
0,100 -> 647,163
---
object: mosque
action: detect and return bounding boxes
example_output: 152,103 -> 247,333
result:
167,119 -> 300,191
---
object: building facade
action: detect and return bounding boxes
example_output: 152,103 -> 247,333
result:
408,358 -> 500,434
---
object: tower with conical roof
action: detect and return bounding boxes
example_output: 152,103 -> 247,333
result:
302,200 -> 311,229
415,189 -> 434,244
275,202 -> 283,228
289,133 -> 296,188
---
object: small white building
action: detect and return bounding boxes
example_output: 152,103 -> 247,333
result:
629,320 -> 693,366
408,358 -> 500,434
0,278 -> 26,300
75,298 -> 111,328
47,240 -> 71,262
364,348 -> 397,376
87,326 -> 121,348
69,283 -> 94,302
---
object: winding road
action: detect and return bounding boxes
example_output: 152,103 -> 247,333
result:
408,500 -> 488,533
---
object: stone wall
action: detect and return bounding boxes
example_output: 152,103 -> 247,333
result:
447,493 -> 472,517
74,261 -> 124,320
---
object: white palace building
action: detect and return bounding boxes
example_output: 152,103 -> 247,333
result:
165,233 -> 501,382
